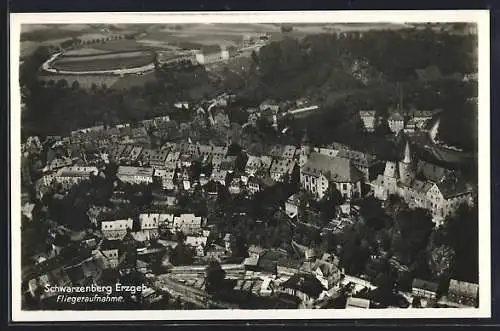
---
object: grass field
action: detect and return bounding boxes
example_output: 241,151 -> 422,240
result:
63,48 -> 111,56
52,51 -> 155,71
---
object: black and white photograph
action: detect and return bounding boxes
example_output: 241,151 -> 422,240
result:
10,11 -> 490,321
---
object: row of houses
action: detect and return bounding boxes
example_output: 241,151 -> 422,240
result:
359,109 -> 441,135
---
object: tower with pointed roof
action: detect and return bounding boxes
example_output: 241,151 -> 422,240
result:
399,140 -> 415,185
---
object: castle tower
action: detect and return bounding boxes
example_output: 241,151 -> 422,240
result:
399,140 -> 415,185
383,161 -> 399,179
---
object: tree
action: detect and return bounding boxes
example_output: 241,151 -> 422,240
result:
428,244 -> 455,280
205,259 -> 227,295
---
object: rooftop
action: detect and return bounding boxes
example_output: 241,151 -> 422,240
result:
117,166 -> 154,177
302,153 -> 364,183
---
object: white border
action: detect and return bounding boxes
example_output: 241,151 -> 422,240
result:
10,10 -> 491,322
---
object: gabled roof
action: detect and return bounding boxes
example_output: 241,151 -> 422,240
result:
302,153 -> 364,183
281,272 -> 326,299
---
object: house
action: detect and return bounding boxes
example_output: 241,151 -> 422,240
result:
412,278 -> 439,300
117,166 -> 154,184
154,168 -> 176,190
388,111 -> 405,134
447,279 -> 479,307
345,297 -> 371,309
53,166 -> 99,188
269,158 -> 296,182
138,214 -> 160,241
244,155 -> 263,177
185,236 -> 208,257
228,177 -> 243,195
300,259 -> 341,289
99,240 -> 121,269
165,151 -> 180,165
300,152 -> 363,200
279,273 -> 327,304
281,145 -> 298,160
195,45 -> 229,65
172,214 -> 203,235
259,100 -> 280,113
211,169 -> 228,186
220,155 -> 238,173
259,155 -> 273,173
139,148 -> 155,166
359,110 -> 377,132
101,219 -> 134,240
247,176 -> 262,195
149,149 -> 170,167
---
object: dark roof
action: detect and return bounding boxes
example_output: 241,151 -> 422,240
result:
412,278 -> 439,293
416,160 -> 453,183
281,273 -> 326,299
302,153 -> 364,183
436,175 -> 473,199
388,111 -> 404,121
336,149 -> 378,168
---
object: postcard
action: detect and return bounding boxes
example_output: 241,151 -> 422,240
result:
10,10 -> 490,321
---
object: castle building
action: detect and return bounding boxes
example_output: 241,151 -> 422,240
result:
370,139 -> 474,225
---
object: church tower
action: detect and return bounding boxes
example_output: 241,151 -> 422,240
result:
399,140 -> 415,185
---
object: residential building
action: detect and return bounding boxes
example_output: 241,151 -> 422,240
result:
185,236 -> 208,257
172,214 -> 203,235
53,166 -> 98,187
228,177 -> 243,195
447,279 -> 479,307
388,111 -> 405,134
117,166 -> 154,184
412,278 -> 439,300
165,151 -> 180,165
211,169 -> 228,186
270,158 -> 297,182
195,45 -> 230,65
150,149 -> 170,167
300,152 -> 363,200
244,155 -> 263,177
279,272 -> 327,305
359,110 -> 377,132
101,219 -> 134,240
138,213 -> 160,240
154,168 -> 176,190
99,240 -> 120,269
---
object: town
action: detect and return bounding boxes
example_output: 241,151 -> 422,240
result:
19,22 -> 479,311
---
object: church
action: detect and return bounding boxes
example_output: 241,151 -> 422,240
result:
369,139 -> 474,226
